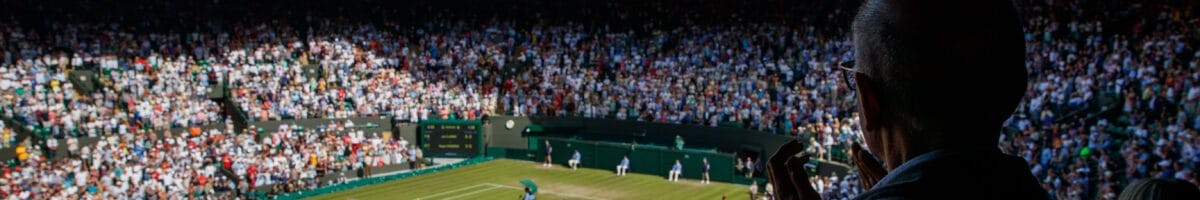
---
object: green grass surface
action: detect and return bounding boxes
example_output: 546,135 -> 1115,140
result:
307,159 -> 751,200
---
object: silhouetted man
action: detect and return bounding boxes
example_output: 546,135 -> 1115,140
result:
768,0 -> 1050,199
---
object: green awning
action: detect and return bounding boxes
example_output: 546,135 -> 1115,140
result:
520,179 -> 538,193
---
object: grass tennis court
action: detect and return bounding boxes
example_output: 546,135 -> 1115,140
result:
306,159 -> 752,200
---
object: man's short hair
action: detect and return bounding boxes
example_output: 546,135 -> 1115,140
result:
1119,178 -> 1200,200
852,0 -> 1027,145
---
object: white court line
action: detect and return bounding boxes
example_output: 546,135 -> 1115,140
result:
416,182 -> 610,200
441,186 -> 499,200
482,183 -> 608,200
413,184 -> 491,200
480,183 -> 523,189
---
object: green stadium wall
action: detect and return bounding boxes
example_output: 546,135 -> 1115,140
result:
484,116 -> 853,182
534,137 -> 738,182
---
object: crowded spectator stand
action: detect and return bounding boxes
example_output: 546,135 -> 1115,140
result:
0,0 -> 1196,199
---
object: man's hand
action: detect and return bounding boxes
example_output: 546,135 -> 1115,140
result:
851,142 -> 888,189
767,140 -> 820,200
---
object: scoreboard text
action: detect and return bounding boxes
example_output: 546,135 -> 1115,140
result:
421,123 -> 480,157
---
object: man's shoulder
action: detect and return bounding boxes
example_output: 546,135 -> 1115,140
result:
856,148 -> 1049,200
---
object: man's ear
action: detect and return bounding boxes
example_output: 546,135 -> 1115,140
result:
856,74 -> 882,130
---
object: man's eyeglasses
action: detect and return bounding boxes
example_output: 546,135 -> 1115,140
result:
838,60 -> 862,91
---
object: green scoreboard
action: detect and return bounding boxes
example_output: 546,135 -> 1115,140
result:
420,120 -> 483,157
